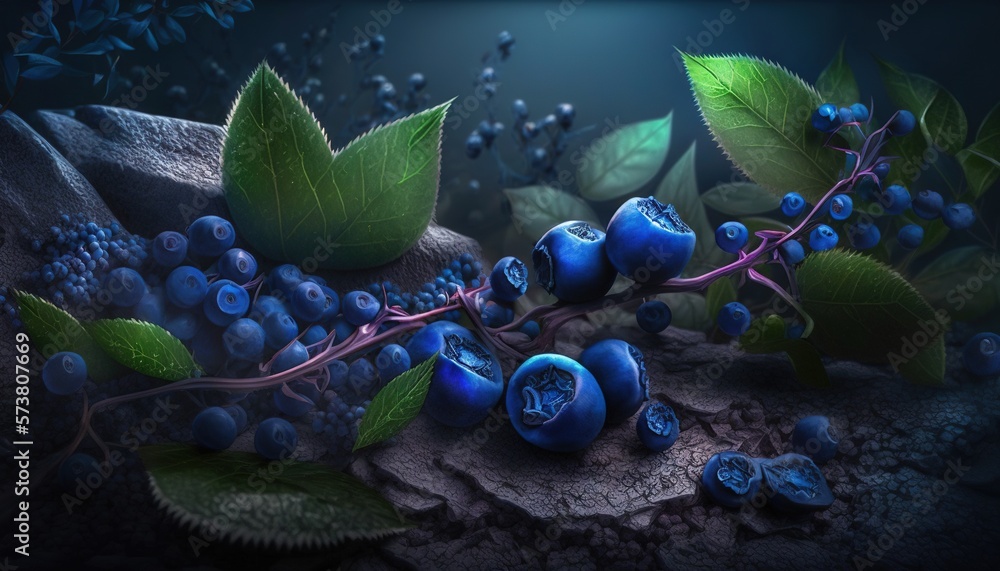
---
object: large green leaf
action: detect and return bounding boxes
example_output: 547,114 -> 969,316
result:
740,314 -> 830,388
222,64 -> 449,270
815,41 -> 859,107
354,354 -> 437,451
86,319 -> 201,382
680,52 -> 841,201
912,246 -> 1000,321
700,182 -> 781,216
577,112 -> 672,200
140,444 -> 410,548
504,185 -> 602,243
798,251 -> 946,385
12,291 -> 123,382
957,101 -> 1000,198
877,58 -> 967,155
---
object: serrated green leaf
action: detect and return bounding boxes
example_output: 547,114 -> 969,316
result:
876,58 -> 967,155
798,251 -> 946,385
740,314 -> 830,388
222,63 -> 449,270
700,182 -> 781,216
354,353 -> 437,451
659,292 -> 710,331
86,319 -> 200,381
577,112 -> 672,200
815,41 -> 859,107
680,52 -> 842,202
504,185 -> 602,243
912,246 -> 1000,321
139,444 -> 410,548
957,101 -> 1000,198
705,276 -> 737,325
12,291 -> 123,382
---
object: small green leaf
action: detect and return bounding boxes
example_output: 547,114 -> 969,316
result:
12,291 -> 123,382
912,246 -> 1000,321
223,63 -> 449,270
876,58 -> 967,155
740,314 -> 830,388
957,101 -> 1000,198
798,251 -> 946,385
659,292 -> 710,331
354,353 -> 437,451
815,41 -> 859,107
504,185 -> 602,243
140,444 -> 410,548
577,112 -> 673,200
705,276 -> 737,324
680,52 -> 842,202
700,182 -> 781,216
85,319 -> 201,382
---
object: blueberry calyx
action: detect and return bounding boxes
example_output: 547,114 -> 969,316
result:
643,401 -> 676,436
636,198 -> 692,234
532,243 -> 555,292
716,452 -> 757,495
566,221 -> 598,241
521,364 -> 575,426
443,334 -> 494,378
627,344 -> 650,400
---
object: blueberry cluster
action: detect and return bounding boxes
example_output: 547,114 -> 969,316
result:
365,252 -> 484,317
309,390 -> 371,468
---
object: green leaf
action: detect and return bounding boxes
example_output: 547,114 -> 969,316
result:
85,319 -> 201,382
577,112 -> 672,200
815,41 -> 859,107
653,141 -> 728,276
912,246 -> 1000,321
222,64 -> 449,270
504,185 -> 602,243
957,101 -> 1000,198
740,216 -> 792,249
740,314 -> 830,388
705,276 -> 737,324
659,292 -> 710,331
700,182 -> 781,216
12,291 -> 123,382
139,444 -> 410,548
354,353 -> 437,451
798,251 -> 946,385
876,58 -> 967,155
680,52 -> 842,202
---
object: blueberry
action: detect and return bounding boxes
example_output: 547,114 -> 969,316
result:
330,316 -> 357,343
268,264 -> 303,296
133,289 -> 166,326
223,404 -> 248,433
879,184 -> 911,215
249,295 -> 287,323
497,30 -> 515,51
164,310 -> 199,341
837,106 -> 854,124
406,321 -> 503,427
849,103 -> 870,122
532,221 -> 617,303
888,110 -> 916,136
152,231 -> 188,267
271,341 -> 309,373
302,324 -> 328,346
187,215 -> 235,258
580,339 -> 648,425
263,311 -> 299,350
223,318 -> 265,362
317,286 -> 340,322
166,266 -> 208,309
810,103 -> 842,132
962,332 -> 1000,377
701,451 -> 763,508
217,248 -> 257,285
530,147 -> 549,169
717,302 -> 751,336
872,162 -> 891,181
489,256 -> 528,302
759,453 -> 835,512
941,203 -> 975,230
554,103 -> 575,129
519,320 -> 541,339
42,351 -> 87,395
897,224 -> 924,249
635,300 -> 671,334
791,415 -> 839,465
778,240 -> 806,265
507,353 -> 606,452
408,72 -> 426,92
342,290 -> 380,326
511,98 -> 528,119
481,301 -> 514,327
828,194 -> 853,220
780,192 -> 806,217
606,197 -> 696,283
376,343 -> 411,381
855,174 -> 881,201
912,190 -> 945,219
192,406 -> 237,450
290,281 -> 326,323
255,417 -> 298,460
714,221 -> 749,254
273,384 -> 315,417
104,267 -> 147,307
477,119 -> 497,145
809,225 -> 839,251
846,220 -> 881,250
203,279 -> 250,327
636,401 -> 680,452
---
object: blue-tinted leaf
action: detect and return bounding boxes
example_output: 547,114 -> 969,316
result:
172,6 -> 201,17
134,2 -> 153,13
102,0 -> 120,17
163,16 -> 186,43
48,19 -> 61,45
63,38 -> 112,55
142,28 -> 159,51
153,22 -> 173,46
74,0 -> 85,17
78,9 -> 106,32
60,65 -> 93,78
2,52 -> 19,94
42,0 -> 54,18
42,46 -> 60,59
106,34 -> 133,51
15,53 -> 62,66
21,63 -> 64,80
93,72 -> 104,85
232,0 -> 254,13
126,17 -> 150,40
201,1 -> 218,22
219,13 -> 235,29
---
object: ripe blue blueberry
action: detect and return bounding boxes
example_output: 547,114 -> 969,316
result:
203,279 -> 250,326
714,221 -> 749,254
810,103 -> 842,132
555,103 -> 575,129
717,302 -> 751,336
271,340 -> 308,373
268,264 -> 303,296
779,240 -> 806,265
263,311 -> 299,350
406,321 -> 503,427
223,318 -> 265,362
941,203 -> 975,230
255,417 -> 298,460
408,72 -> 426,91
530,147 -> 548,169
759,453 -> 835,513
791,415 -> 839,465
104,267 -> 147,307
489,256 -> 528,302
519,320 -> 541,339
301,324 -> 328,346
912,190 -> 944,219
223,404 -> 248,433
166,266 -> 207,308
897,224 -> 924,249
217,248 -> 257,285
580,339 -> 649,425
290,281 -> 326,323
809,225 -> 839,251
43,351 -> 87,395
701,451 -> 763,508
249,295 -> 287,323
635,300 -> 671,334
846,221 -> 881,250
636,401 -> 680,452
837,107 -> 854,124
780,192 -> 806,217
317,286 -> 340,322
507,353 -> 606,452
532,221 -> 617,303
376,343 -> 411,381
58,453 -> 101,491
192,406 -> 237,450
273,384 -> 315,417
511,98 -> 528,119
331,316 -> 356,343
164,310 -> 199,341
342,290 -> 380,326
187,215 -> 236,257
879,184 -> 911,215
480,301 -> 514,327
152,231 -> 188,267
606,197 -> 696,283
466,132 -> 484,159
888,110 -> 916,136
828,194 -> 853,220
133,289 -> 166,326
872,162 -> 891,181
849,103 -> 870,122
962,332 -> 1000,377
855,174 -> 881,201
